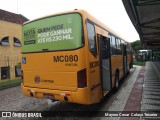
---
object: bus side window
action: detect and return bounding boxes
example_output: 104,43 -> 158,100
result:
126,43 -> 130,54
87,22 -> 97,57
101,38 -> 108,59
108,35 -> 112,55
127,44 -> 128,54
124,43 -> 127,55
120,40 -> 123,55
119,39 -> 122,55
117,39 -> 122,55
111,36 -> 116,55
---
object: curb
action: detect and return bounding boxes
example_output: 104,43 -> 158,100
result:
0,83 -> 21,90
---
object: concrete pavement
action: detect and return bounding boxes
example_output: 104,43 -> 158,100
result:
141,62 -> 160,119
120,62 -> 160,120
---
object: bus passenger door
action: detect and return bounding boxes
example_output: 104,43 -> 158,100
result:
123,44 -> 128,75
99,35 -> 111,97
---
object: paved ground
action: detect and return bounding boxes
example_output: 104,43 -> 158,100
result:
141,62 -> 160,120
0,66 -> 138,120
0,86 -> 48,111
0,63 -> 160,120
99,66 -> 141,120
0,67 -> 138,111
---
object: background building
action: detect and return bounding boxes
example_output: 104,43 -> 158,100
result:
0,9 -> 28,81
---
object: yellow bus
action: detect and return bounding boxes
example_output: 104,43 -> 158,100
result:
21,9 -> 132,105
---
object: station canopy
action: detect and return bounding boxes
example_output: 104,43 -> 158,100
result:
122,0 -> 160,47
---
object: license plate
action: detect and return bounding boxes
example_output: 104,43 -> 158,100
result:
43,93 -> 54,99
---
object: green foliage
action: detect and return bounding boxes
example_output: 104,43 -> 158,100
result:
0,79 -> 21,88
16,62 -> 21,68
131,40 -> 144,53
133,61 -> 146,66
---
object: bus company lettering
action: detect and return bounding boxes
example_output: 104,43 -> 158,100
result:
41,79 -> 54,83
53,55 -> 78,62
37,24 -> 74,43
90,61 -> 99,68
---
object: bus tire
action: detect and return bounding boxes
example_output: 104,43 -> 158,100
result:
114,71 -> 119,92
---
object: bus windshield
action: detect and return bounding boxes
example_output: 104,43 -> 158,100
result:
22,13 -> 83,53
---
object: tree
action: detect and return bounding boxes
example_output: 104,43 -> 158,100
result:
131,40 -> 144,53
